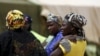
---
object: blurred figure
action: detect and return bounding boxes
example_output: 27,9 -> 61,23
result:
45,13 -> 63,56
50,13 -> 87,56
0,10 -> 47,56
85,40 -> 100,56
23,15 -> 46,43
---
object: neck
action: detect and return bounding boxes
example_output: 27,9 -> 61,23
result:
13,28 -> 23,32
54,30 -> 60,36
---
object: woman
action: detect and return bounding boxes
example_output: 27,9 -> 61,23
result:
50,13 -> 87,56
0,10 -> 47,56
45,13 -> 63,56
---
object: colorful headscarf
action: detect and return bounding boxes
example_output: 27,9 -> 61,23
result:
64,13 -> 87,28
6,9 -> 24,30
47,13 -> 62,26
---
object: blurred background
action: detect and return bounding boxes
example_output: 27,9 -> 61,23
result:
0,0 -> 100,56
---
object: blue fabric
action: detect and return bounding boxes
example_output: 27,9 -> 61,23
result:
45,31 -> 63,56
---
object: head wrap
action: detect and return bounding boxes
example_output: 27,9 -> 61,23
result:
24,15 -> 32,24
47,13 -> 62,25
6,9 -> 24,30
64,13 -> 87,28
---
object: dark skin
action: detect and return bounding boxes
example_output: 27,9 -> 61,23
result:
23,22 -> 32,31
47,21 -> 60,36
42,21 -> 60,46
50,47 -> 63,56
50,21 -> 77,56
61,21 -> 73,36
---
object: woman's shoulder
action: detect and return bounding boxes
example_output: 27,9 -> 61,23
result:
0,30 -> 11,42
63,35 -> 77,42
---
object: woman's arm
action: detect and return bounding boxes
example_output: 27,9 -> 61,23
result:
50,47 -> 63,56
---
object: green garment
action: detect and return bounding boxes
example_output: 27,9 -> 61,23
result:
44,35 -> 54,48
46,35 -> 54,43
86,44 -> 97,56
30,31 -> 46,43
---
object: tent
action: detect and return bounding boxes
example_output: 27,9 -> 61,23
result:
30,0 -> 100,43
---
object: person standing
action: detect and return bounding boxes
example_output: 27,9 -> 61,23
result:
0,9 -> 47,56
50,13 -> 87,56
45,13 -> 63,56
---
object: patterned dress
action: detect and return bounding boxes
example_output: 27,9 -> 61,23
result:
0,29 -> 47,56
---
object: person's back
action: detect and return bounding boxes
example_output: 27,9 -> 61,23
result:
0,10 -> 47,56
0,29 -> 47,56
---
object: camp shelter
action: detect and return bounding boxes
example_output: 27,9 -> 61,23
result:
30,0 -> 100,43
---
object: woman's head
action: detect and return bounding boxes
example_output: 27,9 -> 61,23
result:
61,13 -> 87,36
46,13 -> 62,35
23,15 -> 32,31
6,9 -> 24,30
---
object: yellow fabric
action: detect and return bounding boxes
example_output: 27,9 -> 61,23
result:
6,10 -> 24,30
30,31 -> 46,43
59,44 -> 66,54
59,40 -> 87,56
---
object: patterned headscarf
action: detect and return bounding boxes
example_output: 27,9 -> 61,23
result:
6,9 -> 24,30
64,13 -> 87,28
47,13 -> 62,26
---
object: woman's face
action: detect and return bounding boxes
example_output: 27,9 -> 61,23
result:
61,21 -> 73,36
47,21 -> 59,35
23,22 -> 31,31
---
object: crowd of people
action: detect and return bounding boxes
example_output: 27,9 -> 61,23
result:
0,9 -> 89,56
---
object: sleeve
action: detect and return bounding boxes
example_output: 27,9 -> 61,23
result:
59,39 -> 71,54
